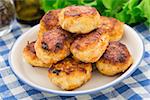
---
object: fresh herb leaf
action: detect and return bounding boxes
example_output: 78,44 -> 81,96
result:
40,0 -> 150,27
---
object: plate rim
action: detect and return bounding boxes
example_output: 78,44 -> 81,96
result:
8,24 -> 145,96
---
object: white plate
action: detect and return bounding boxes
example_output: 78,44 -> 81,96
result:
9,24 -> 144,96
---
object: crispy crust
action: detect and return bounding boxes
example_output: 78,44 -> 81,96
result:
41,10 -> 61,30
71,30 -> 101,51
64,6 -> 97,16
41,27 -> 71,52
70,29 -> 109,63
102,42 -> 130,64
98,16 -> 124,41
35,28 -> 72,65
96,41 -> 133,76
48,57 -> 92,90
23,41 -> 51,67
59,6 -> 100,34
38,9 -> 61,38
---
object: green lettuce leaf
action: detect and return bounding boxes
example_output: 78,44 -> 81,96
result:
40,0 -> 150,27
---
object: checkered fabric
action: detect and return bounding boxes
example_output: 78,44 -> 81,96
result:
0,21 -> 150,100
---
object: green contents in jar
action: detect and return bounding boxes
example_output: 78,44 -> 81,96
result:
14,0 -> 44,21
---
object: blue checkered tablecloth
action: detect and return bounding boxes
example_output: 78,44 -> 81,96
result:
0,21 -> 150,100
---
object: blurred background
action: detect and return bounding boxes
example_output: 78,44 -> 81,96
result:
15,0 -> 150,26
0,0 -> 149,36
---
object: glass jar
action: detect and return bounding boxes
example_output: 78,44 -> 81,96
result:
14,0 -> 44,26
0,0 -> 15,37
